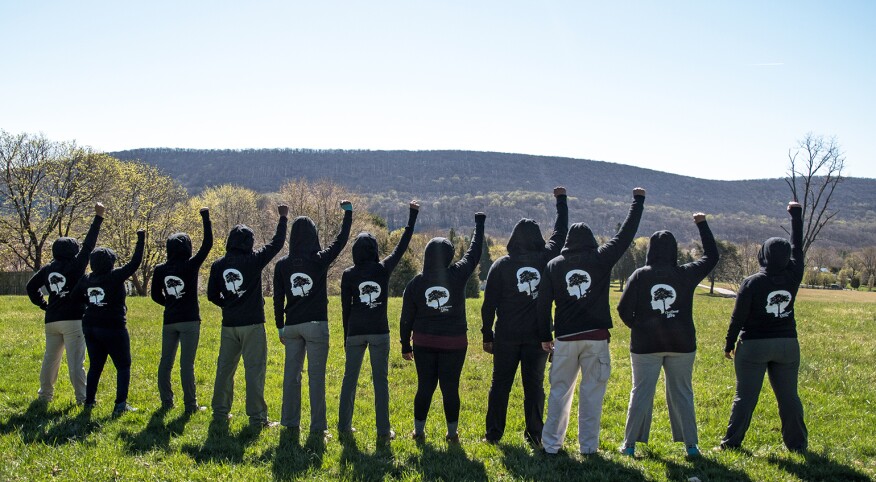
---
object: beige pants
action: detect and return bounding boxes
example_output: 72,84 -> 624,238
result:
211,324 -> 268,424
39,319 -> 87,403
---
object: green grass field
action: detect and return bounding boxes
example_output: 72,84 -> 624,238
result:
1,289 -> 874,481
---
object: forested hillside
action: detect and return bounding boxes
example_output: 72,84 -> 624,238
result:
113,148 -> 876,248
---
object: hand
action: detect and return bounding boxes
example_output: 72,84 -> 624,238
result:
199,207 -> 210,218
94,202 -> 106,218
278,327 -> 285,345
340,200 -> 353,211
136,229 -> 146,241
553,186 -> 566,197
402,352 -> 414,361
693,212 -> 706,224
483,342 -> 493,354
279,335 -> 286,345
541,341 -> 554,353
788,201 -> 802,212
475,212 -> 486,223
277,205 -> 289,217
633,187 -> 646,197
724,350 -> 734,360
410,200 -> 420,211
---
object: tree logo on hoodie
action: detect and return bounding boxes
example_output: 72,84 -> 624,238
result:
766,290 -> 793,318
87,287 -> 106,307
650,284 -> 679,318
517,267 -> 540,299
47,272 -> 67,296
164,276 -> 185,299
565,270 -> 591,299
223,269 -> 245,296
359,281 -> 381,308
290,273 -> 314,297
425,286 -> 451,312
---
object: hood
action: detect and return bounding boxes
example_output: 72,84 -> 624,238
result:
561,223 -> 599,254
423,237 -> 455,271
89,247 -> 117,275
290,216 -> 320,256
51,237 -> 80,261
225,224 -> 254,254
166,233 -> 193,261
758,237 -> 791,274
645,230 -> 678,267
506,219 -> 545,255
352,232 -> 379,265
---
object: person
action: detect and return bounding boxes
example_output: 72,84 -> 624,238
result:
26,202 -> 105,405
70,227 -> 145,416
616,212 -> 719,457
208,205 -> 288,427
481,187 -> 568,446
537,187 -> 645,455
151,207 -> 213,413
274,200 -> 352,434
338,200 -> 419,443
400,211 -> 486,443
719,201 -> 807,453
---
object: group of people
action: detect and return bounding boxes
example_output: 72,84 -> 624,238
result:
25,186 -> 808,456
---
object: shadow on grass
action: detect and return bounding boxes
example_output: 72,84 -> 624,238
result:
0,400 -> 104,446
766,449 -> 872,481
656,453 -> 755,482
500,444 -> 647,482
338,433 -> 399,481
120,407 -> 192,454
268,428 -> 328,480
403,441 -> 488,481
181,418 -> 262,464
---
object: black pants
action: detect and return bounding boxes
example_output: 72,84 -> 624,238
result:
413,345 -> 467,424
485,340 -> 548,442
84,326 -> 132,405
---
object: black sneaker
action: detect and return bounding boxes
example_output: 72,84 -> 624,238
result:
112,403 -> 138,417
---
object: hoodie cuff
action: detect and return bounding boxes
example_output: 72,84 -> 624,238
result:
633,194 -> 646,203
408,207 -> 419,226
401,341 -> 413,354
724,339 -> 736,353
482,330 -> 494,343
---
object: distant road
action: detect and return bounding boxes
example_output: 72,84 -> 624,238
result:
698,284 -> 737,297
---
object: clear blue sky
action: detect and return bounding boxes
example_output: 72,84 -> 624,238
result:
2,1 -> 874,180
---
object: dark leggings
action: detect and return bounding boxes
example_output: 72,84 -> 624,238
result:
413,345 -> 467,423
84,326 -> 132,405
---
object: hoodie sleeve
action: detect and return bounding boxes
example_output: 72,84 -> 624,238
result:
681,220 -> 719,285
788,205 -> 804,283
74,215 -> 103,272
317,210 -> 353,266
399,278 -> 417,354
382,208 -> 418,273
724,279 -> 753,352
451,216 -> 485,279
598,195 -> 645,267
255,215 -> 288,268
26,268 -> 49,310
207,263 -> 224,307
150,266 -> 166,306
616,271 -> 638,328
189,211 -> 213,268
273,262 -> 285,329
536,266 -> 556,342
340,270 -> 353,340
113,231 -> 145,281
480,259 -> 501,343
544,194 -> 568,258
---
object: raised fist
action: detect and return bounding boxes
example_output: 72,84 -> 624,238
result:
633,187 -> 646,197
409,200 -> 420,211
340,200 -> 353,212
136,229 -> 146,240
693,213 -> 706,224
94,202 -> 106,218
787,201 -> 802,212
199,207 -> 210,218
553,186 -> 566,197
277,205 -> 289,217
475,212 -> 487,223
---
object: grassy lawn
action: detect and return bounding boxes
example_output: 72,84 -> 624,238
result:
0,293 -> 874,481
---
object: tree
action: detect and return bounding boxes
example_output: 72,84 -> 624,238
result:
768,292 -> 790,313
88,288 -> 102,304
700,239 -> 742,294
361,283 -> 379,304
293,275 -> 311,295
224,271 -> 242,291
428,288 -> 448,307
653,287 -> 673,311
519,269 -> 539,294
388,249 -> 418,297
479,235 -> 493,282
165,277 -> 183,297
48,273 -> 65,293
785,133 -> 845,257
859,247 -> 876,292
568,272 -> 589,298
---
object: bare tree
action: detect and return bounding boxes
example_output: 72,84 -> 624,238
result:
784,133 -> 845,257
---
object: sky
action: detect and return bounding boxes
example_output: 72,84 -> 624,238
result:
1,1 -> 874,180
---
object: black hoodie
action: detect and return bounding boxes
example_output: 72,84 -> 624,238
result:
151,211 -> 213,324
481,195 -> 568,343
399,214 -> 485,353
208,217 -> 287,327
27,215 -> 103,323
725,205 -> 804,352
70,232 -> 145,329
617,221 -> 719,354
273,210 -> 352,328
537,194 -> 645,341
341,208 -> 418,338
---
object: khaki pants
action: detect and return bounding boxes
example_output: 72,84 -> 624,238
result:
280,321 -> 330,431
157,321 -> 201,409
542,339 -> 611,454
211,324 -> 268,424
39,319 -> 86,403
